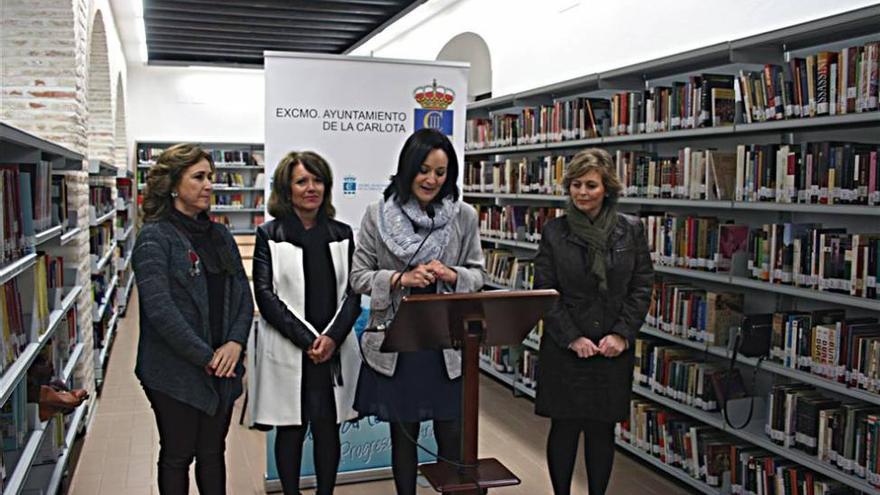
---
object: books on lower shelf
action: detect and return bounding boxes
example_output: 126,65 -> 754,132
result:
765,384 -> 880,488
619,397 -> 863,494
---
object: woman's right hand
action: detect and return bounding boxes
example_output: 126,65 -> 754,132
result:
568,337 -> 600,359
399,264 -> 436,288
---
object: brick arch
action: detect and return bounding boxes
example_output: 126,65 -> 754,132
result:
87,9 -> 113,164
113,74 -> 128,171
0,0 -> 88,154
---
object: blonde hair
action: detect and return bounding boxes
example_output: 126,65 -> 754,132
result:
563,148 -> 622,201
142,143 -> 214,222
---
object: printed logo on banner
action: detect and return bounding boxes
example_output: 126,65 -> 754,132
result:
413,80 -> 455,135
343,175 -> 357,196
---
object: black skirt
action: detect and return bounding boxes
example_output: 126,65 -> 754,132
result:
354,349 -> 461,423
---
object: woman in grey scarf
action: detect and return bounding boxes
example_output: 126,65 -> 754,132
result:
533,148 -> 653,495
350,128 -> 485,495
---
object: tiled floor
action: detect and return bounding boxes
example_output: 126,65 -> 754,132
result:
66,290 -> 692,494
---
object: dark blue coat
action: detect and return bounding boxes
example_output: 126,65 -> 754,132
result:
133,220 -> 253,415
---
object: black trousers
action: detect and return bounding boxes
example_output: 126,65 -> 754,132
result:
390,419 -> 462,495
546,418 -> 616,495
144,387 -> 234,495
274,419 -> 341,495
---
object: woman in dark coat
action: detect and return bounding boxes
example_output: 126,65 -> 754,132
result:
533,148 -> 653,495
249,151 -> 361,495
134,143 -> 254,495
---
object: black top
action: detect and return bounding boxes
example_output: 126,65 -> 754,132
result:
168,209 -> 237,348
294,214 -> 337,331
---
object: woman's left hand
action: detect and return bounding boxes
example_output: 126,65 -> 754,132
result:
426,260 -> 457,285
210,342 -> 243,378
597,334 -> 627,358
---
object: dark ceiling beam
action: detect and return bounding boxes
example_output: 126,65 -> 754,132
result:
148,42 -> 338,55
146,19 -> 360,39
146,29 -> 352,46
344,0 -> 426,54
144,4 -> 380,24
151,0 -> 393,17
144,11 -> 368,32
147,35 -> 348,51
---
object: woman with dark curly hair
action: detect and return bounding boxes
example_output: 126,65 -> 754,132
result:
134,143 -> 253,495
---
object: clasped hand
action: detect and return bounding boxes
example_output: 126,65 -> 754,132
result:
568,334 -> 626,358
307,335 -> 336,364
205,341 -> 242,377
398,260 -> 457,288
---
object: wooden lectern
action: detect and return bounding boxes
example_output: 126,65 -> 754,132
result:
382,289 -> 559,493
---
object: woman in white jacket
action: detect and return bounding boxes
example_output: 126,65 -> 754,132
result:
249,151 -> 361,495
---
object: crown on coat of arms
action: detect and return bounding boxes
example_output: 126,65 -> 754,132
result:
413,79 -> 455,110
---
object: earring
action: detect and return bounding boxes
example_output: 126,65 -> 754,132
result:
171,191 -> 179,198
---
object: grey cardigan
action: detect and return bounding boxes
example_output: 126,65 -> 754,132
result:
350,200 -> 485,378
133,220 -> 254,415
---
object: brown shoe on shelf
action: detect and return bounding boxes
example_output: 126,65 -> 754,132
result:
38,385 -> 87,422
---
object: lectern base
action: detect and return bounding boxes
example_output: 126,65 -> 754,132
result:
420,458 -> 520,493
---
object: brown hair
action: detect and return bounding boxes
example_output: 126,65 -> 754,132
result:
267,151 -> 336,219
563,148 -> 623,202
142,143 -> 214,223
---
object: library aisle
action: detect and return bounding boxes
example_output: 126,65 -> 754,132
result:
64,290 -> 688,495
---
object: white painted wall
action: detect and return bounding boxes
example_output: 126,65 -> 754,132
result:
126,64 -> 264,145
350,0 -> 880,97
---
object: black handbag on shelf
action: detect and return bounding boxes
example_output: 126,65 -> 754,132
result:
719,314 -> 772,430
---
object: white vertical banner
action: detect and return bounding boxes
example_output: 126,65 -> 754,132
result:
263,52 -> 468,490
264,52 -> 469,228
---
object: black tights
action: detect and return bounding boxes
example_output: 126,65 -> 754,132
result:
144,387 -> 233,495
546,418 -> 615,495
390,419 -> 462,495
275,420 -> 341,495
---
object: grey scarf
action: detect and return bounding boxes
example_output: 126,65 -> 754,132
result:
378,195 -> 459,266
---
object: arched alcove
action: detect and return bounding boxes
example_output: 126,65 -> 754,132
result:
114,75 -> 129,171
436,32 -> 492,102
87,10 -> 114,164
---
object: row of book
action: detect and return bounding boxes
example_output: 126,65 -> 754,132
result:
51,175 -> 75,232
617,142 -> 880,205
116,177 -> 133,206
634,341 -> 722,412
740,42 -> 880,124
0,254 -> 69,374
641,215 -> 880,300
765,383 -> 880,487
480,345 -> 516,374
647,279 -> 743,347
463,41 -> 879,150
464,141 -> 879,206
1,165 -> 54,264
211,194 -> 264,209
208,214 -> 265,231
483,249 -> 535,289
608,73 -> 737,136
474,205 -> 563,243
93,292 -> 117,351
89,224 -> 114,264
464,156 -> 566,196
137,147 -> 263,166
618,398 -> 860,493
88,184 -> 113,219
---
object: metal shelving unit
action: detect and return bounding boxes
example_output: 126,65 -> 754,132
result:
467,5 -> 880,492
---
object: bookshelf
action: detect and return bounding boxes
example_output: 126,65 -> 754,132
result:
135,141 -> 266,235
115,170 -> 135,316
0,122 -> 89,493
469,6 -> 880,494
88,159 -> 118,390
